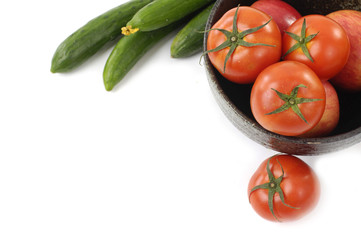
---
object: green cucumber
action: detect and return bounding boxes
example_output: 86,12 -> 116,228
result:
103,22 -> 180,91
124,0 -> 215,33
51,0 -> 153,73
171,3 -> 214,58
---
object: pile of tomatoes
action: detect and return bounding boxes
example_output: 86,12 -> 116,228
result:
206,0 -> 361,222
206,0 -> 358,137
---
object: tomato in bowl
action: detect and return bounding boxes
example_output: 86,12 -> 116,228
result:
204,0 -> 361,155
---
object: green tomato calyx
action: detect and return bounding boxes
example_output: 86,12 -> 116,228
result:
283,18 -> 319,62
265,84 -> 323,124
203,5 -> 275,73
249,157 -> 299,222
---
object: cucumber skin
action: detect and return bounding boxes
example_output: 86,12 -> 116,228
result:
171,3 -> 214,58
103,23 -> 178,91
51,0 -> 153,73
127,0 -> 215,32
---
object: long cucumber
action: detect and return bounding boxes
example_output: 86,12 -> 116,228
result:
123,0 -> 215,34
51,0 -> 153,73
171,3 -> 214,58
103,23 -> 180,91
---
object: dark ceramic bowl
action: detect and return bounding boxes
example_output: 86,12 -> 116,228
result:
204,0 -> 361,155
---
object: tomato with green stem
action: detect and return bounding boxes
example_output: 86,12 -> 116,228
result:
282,15 -> 350,81
248,154 -> 320,222
205,6 -> 282,84
250,61 -> 326,136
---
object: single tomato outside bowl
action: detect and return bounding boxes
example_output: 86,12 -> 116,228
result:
203,0 -> 361,155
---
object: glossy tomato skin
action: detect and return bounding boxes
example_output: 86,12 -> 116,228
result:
250,61 -> 326,136
251,0 -> 302,33
283,15 -> 350,82
207,6 -> 282,84
248,154 -> 320,222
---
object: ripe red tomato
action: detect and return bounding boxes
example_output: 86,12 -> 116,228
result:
248,154 -> 320,222
282,15 -> 350,81
250,61 -> 326,136
206,6 -> 282,84
251,0 -> 302,33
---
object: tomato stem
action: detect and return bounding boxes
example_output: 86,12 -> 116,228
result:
249,157 -> 299,222
265,84 -> 323,124
283,18 -> 319,62
203,5 -> 275,73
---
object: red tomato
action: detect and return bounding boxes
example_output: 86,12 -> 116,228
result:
206,6 -> 282,84
282,15 -> 350,81
250,61 -> 326,136
248,154 -> 320,222
251,0 -> 302,33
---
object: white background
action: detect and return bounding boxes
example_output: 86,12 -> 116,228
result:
1,0 -> 361,239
